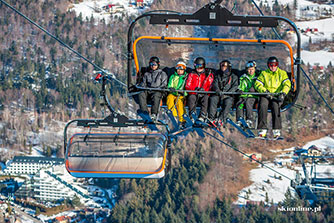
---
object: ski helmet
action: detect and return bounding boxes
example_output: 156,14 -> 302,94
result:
176,61 -> 187,70
194,57 -> 206,68
267,56 -> 279,67
220,60 -> 231,68
245,60 -> 256,69
149,56 -> 160,67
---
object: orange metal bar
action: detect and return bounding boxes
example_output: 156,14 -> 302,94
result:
65,132 -> 168,175
133,36 -> 296,91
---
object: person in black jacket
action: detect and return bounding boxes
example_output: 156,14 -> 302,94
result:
208,60 -> 239,124
138,56 -> 168,121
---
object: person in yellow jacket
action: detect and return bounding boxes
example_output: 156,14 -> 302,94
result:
167,61 -> 188,128
254,57 -> 291,138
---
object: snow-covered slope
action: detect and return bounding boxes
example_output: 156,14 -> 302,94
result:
236,135 -> 334,205
70,0 -> 153,23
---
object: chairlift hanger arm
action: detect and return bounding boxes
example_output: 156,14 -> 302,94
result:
149,4 -> 278,27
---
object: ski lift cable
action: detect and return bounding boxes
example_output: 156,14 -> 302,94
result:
0,0 -> 127,88
251,0 -> 334,115
301,68 -> 334,114
202,129 -> 294,181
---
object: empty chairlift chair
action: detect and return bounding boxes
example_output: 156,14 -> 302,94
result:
65,132 -> 168,178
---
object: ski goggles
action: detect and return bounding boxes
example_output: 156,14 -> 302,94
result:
149,62 -> 158,66
194,64 -> 204,69
220,62 -> 229,67
176,66 -> 185,70
246,61 -> 256,68
268,62 -> 279,67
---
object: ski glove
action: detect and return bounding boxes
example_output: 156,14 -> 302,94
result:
278,92 -> 286,102
195,87 -> 204,92
216,90 -> 224,97
265,90 -> 275,100
169,87 -> 176,93
237,89 -> 244,94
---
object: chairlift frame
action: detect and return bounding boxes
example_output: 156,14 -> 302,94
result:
63,74 -> 173,178
292,155 -> 334,204
127,1 -> 301,111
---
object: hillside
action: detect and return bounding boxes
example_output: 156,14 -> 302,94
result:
0,0 -> 334,221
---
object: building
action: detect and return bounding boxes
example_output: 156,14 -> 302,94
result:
15,165 -> 89,202
308,145 -> 322,157
3,156 -> 64,175
136,0 -> 144,7
243,153 -> 262,163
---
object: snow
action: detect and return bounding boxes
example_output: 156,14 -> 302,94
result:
237,163 -> 296,204
303,136 -> 334,150
254,1 -> 334,66
296,17 -> 334,47
70,0 -> 153,23
236,135 -> 334,205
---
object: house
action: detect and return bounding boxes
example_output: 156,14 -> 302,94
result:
136,0 -> 144,7
102,4 -> 125,13
308,145 -> 322,157
55,216 -> 70,223
243,153 -> 262,163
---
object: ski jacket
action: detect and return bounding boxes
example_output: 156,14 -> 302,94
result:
254,67 -> 291,95
185,68 -> 214,95
238,70 -> 261,98
140,69 -> 168,89
167,72 -> 188,96
212,69 -> 239,94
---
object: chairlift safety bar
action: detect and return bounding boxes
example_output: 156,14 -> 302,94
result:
133,36 -> 295,92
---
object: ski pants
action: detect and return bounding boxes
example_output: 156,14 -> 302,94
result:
208,95 -> 234,121
166,94 -> 185,122
236,97 -> 257,122
186,94 -> 209,118
257,96 -> 282,130
138,91 -> 163,115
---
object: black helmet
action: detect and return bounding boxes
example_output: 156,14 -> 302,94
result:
220,60 -> 231,68
194,57 -> 206,68
149,56 -> 160,64
267,56 -> 279,65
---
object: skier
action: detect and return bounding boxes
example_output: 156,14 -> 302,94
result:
235,60 -> 260,128
138,56 -> 168,121
254,56 -> 291,139
185,57 -> 214,122
208,60 -> 239,126
166,61 -> 188,127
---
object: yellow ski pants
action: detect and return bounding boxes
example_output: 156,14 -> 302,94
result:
166,94 -> 185,122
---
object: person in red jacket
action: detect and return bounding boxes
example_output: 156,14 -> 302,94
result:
185,57 -> 214,122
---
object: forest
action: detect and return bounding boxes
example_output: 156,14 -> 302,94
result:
0,0 -> 333,221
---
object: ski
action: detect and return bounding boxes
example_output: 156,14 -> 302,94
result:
166,109 -> 179,132
204,119 -> 225,138
238,117 -> 255,137
137,111 -> 159,131
183,114 -> 205,138
226,118 -> 253,138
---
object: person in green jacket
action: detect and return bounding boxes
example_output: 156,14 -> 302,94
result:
236,60 -> 260,128
167,61 -> 188,127
254,57 -> 291,138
